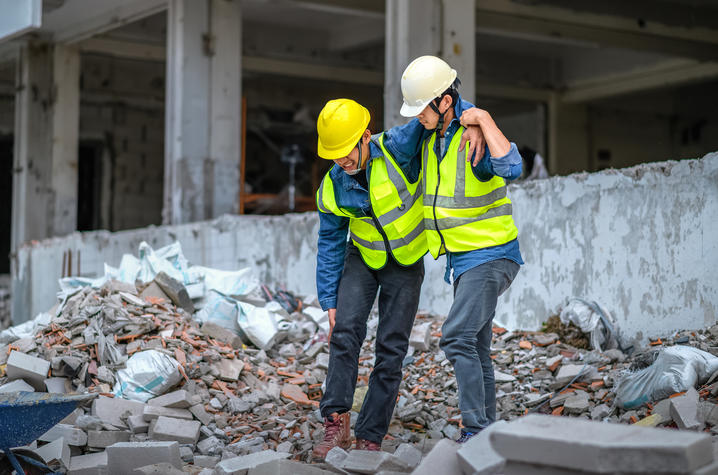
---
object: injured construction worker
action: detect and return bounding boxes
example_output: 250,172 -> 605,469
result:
311,98 -> 481,459
399,55 -> 524,443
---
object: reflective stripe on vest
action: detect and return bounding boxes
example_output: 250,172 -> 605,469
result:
316,134 -> 427,269
422,128 -> 518,258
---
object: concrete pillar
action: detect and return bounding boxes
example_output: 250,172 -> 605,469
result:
384,0 -> 475,128
11,42 -> 80,253
164,0 -> 242,225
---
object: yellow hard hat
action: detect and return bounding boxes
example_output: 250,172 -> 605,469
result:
317,99 -> 370,160
400,55 -> 457,117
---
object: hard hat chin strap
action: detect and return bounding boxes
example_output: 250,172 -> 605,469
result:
429,98 -> 446,154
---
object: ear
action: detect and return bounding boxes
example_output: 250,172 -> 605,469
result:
362,129 -> 372,142
440,95 -> 453,113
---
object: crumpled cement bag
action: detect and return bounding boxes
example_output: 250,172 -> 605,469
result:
614,345 -> 718,409
194,290 -> 241,333
0,312 -> 52,344
114,350 -> 182,402
560,298 -> 619,351
190,266 -> 258,299
238,302 -> 282,350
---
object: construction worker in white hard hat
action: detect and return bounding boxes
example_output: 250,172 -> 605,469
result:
311,98 -> 482,459
400,55 -> 524,443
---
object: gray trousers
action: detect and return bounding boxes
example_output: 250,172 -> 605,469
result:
439,258 -> 520,431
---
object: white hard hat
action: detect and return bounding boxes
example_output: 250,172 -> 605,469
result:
400,55 -> 457,117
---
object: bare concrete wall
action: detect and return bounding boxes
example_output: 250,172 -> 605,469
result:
12,152 -> 718,342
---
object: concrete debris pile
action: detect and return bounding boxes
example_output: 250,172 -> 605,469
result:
0,275 -> 339,474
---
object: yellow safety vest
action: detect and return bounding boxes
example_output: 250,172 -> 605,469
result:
422,127 -> 518,259
316,134 -> 427,269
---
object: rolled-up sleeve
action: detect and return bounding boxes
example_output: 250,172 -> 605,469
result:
471,142 -> 523,181
316,211 -> 349,310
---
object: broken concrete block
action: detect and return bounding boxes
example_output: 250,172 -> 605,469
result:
409,323 -> 432,351
35,437 -> 71,471
494,370 -> 516,383
142,404 -> 193,421
189,403 -> 213,426
197,436 -> 224,456
194,455 -> 221,468
315,353 -> 330,370
87,430 -> 131,448
412,439 -> 462,475
6,350 -> 51,390
248,459 -> 332,474
325,446 -> 349,471
0,379 -> 34,393
652,398 -> 674,423
490,414 -> 713,473
127,415 -> 150,434
457,421 -> 506,475
154,271 -> 194,314
590,404 -> 610,420
39,423 -> 88,447
133,462 -> 186,475
553,364 -> 586,387
139,281 -> 170,303
68,451 -> 108,475
214,450 -> 290,475
44,377 -> 72,393
148,416 -> 201,445
106,441 -> 182,474
148,389 -> 193,409
200,322 -> 243,349
216,358 -> 244,382
563,392 -> 590,415
92,396 -> 146,429
341,450 -> 411,474
671,387 -> 704,431
393,443 -> 422,469
503,461 -> 578,475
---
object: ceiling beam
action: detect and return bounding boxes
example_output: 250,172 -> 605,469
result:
476,0 -> 718,60
42,0 -> 167,44
561,59 -> 718,103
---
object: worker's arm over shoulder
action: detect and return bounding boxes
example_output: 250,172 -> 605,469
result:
379,119 -> 425,182
472,142 -> 522,181
316,209 -> 349,311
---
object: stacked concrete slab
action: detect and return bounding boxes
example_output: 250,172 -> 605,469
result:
415,414 -> 717,475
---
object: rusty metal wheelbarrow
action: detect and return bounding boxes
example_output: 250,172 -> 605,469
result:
0,392 -> 97,474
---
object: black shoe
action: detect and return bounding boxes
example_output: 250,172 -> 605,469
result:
456,429 -> 478,443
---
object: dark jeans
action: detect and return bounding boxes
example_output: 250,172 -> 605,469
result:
320,244 -> 424,443
439,258 -> 520,432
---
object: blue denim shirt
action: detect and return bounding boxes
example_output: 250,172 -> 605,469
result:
316,97 -> 523,309
432,97 -> 524,285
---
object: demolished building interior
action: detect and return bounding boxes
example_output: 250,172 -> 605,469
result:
0,0 -> 717,474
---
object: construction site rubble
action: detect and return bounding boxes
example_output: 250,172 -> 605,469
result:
1,243 -> 718,473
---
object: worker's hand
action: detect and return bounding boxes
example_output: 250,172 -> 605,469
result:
327,308 -> 336,342
459,124 -> 485,167
460,107 -> 487,128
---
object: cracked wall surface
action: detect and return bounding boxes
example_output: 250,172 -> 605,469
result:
12,152 -> 718,342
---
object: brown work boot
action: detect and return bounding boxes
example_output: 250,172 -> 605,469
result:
312,412 -> 352,461
355,438 -> 381,451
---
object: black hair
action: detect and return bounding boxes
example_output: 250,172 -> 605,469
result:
435,77 -> 462,110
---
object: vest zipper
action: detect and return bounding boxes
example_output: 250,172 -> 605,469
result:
432,135 -> 448,256
368,208 -> 392,256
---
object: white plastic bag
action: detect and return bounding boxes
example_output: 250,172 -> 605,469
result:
614,346 -> 718,409
0,312 -> 52,344
194,290 -> 241,333
113,350 -> 182,402
238,302 -> 281,350
560,298 -> 618,351
190,266 -> 258,298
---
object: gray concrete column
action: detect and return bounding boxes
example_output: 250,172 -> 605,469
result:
164,0 -> 242,225
11,42 -> 80,253
384,0 -> 476,128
